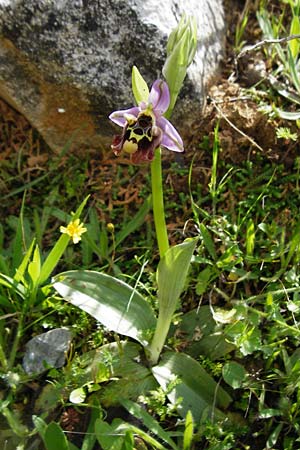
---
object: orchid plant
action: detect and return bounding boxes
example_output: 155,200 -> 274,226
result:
52,15 -> 232,424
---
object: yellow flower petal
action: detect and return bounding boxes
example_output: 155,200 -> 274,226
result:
60,219 -> 87,244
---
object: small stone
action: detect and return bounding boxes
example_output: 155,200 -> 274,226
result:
22,328 -> 72,375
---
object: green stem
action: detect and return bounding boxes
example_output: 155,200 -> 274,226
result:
151,148 -> 169,258
0,342 -> 8,371
0,314 -> 8,370
148,309 -> 172,366
8,316 -> 23,369
149,148 -> 171,364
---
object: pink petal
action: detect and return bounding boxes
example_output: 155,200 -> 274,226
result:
157,117 -> 184,152
109,106 -> 140,127
148,80 -> 170,116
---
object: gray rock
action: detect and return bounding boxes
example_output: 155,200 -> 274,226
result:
23,328 -> 72,374
0,0 -> 224,152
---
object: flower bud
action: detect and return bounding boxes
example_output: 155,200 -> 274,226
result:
162,15 -> 197,116
107,223 -> 115,233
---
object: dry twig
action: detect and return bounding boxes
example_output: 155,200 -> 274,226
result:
237,33 -> 300,59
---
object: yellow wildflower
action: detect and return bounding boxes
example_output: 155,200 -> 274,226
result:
60,218 -> 87,244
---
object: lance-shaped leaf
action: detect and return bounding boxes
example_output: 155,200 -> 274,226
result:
152,352 -> 232,422
157,238 -> 197,316
0,273 -> 26,301
272,108 -> 300,120
53,270 -> 156,347
183,410 -> 194,450
38,195 -> 89,286
121,399 -> 179,450
14,238 -> 35,284
148,239 -> 197,365
28,244 -> 41,288
289,14 -> 300,60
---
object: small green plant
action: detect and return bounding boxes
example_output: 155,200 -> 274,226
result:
276,126 -> 298,140
254,1 -> 300,118
34,399 -> 195,450
234,0 -> 250,52
0,197 -> 90,447
186,132 -> 300,447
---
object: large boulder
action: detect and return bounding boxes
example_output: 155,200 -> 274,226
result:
0,0 -> 224,152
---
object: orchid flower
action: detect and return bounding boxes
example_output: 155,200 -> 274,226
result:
109,80 -> 184,164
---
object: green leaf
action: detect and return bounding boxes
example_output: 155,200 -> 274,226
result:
222,361 -> 247,389
287,46 -> 300,94
14,238 -> 35,283
38,234 -> 70,285
152,352 -> 231,422
73,341 -> 156,407
183,410 -> 194,450
269,74 -> 300,105
32,415 -> 47,439
266,423 -> 283,448
95,418 -> 124,450
289,15 -> 300,59
148,239 -> 197,364
246,219 -> 255,257
35,416 -> 81,450
196,266 -> 215,295
81,208 -> 102,265
122,424 -> 165,450
95,342 -> 157,406
96,418 -> 166,450
199,224 -> 217,260
258,408 -> 283,419
53,270 -> 156,346
0,273 -> 26,299
157,238 -> 197,316
44,422 -> 70,450
121,431 -> 134,450
270,106 -> 300,120
28,244 -> 41,287
81,398 -> 99,450
38,196 -> 89,286
121,399 -> 179,450
3,172 -> 50,200
225,322 -> 261,356
256,11 -> 285,64
34,383 -> 63,414
1,405 -> 28,437
282,221 -> 300,270
173,306 -> 235,360
132,66 -> 149,104
12,214 -> 25,272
